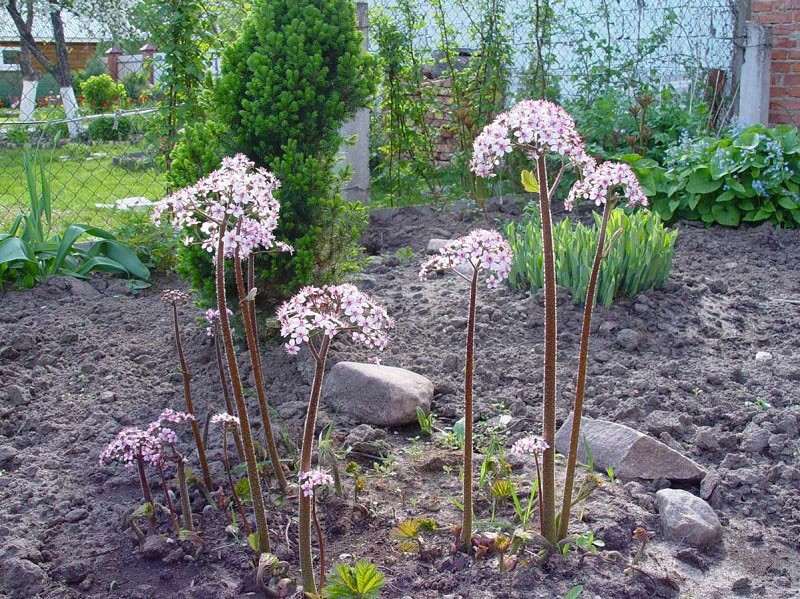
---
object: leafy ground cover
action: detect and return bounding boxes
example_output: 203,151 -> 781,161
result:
1,203 -> 799,597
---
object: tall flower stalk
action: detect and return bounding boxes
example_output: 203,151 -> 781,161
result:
277,284 -> 393,594
557,162 -> 647,539
419,229 -> 511,552
162,289 -> 213,491
153,154 -> 292,554
471,100 -> 646,546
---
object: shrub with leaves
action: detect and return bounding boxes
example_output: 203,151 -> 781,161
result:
651,124 -> 800,227
80,74 -> 127,114
506,206 -> 676,307
211,0 -> 376,298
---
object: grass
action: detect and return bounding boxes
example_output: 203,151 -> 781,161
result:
0,139 -> 166,231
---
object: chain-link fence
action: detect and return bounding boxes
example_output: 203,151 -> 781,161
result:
0,0 -> 740,230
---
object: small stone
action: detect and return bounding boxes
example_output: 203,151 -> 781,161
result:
731,577 -> 752,593
0,444 -> 19,469
80,363 -> 96,374
64,508 -> 88,523
615,329 -> 642,351
98,391 -> 115,404
599,321 -> 618,335
60,332 -> 79,343
141,536 -> 171,560
755,351 -> 772,362
740,422 -> 771,454
442,354 -> 460,373
51,560 -> 89,584
343,424 -> 390,455
0,347 -> 20,360
5,385 -> 30,407
10,334 -> 35,351
162,548 -> 184,564
656,489 -> 722,549
675,547 -> 709,571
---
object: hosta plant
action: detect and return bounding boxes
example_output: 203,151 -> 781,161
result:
471,99 -> 648,546
419,229 -> 512,551
506,206 -> 677,307
277,284 -> 393,594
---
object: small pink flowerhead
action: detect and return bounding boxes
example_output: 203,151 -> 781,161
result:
204,308 -> 233,336
152,153 -> 293,260
99,426 -> 163,468
161,289 -> 191,305
509,435 -> 549,457
419,229 -> 512,289
157,408 -> 195,425
470,100 -> 594,181
211,413 -> 240,427
276,284 -> 394,355
299,468 -> 334,497
565,161 -> 648,211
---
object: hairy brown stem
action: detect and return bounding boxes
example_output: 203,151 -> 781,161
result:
176,458 -> 193,531
459,266 -> 479,551
312,495 -> 326,588
233,255 -> 289,494
171,303 -> 213,490
216,234 -> 270,554
136,455 -> 157,532
299,336 -> 331,594
534,452 -> 544,535
558,199 -> 614,540
213,325 -> 244,462
158,463 -> 181,534
537,155 -> 558,545
223,426 -> 252,537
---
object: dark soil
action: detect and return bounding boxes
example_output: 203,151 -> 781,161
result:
1,201 -> 799,598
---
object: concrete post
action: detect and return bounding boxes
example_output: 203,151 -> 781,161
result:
738,21 -> 772,126
106,47 -> 123,81
338,2 -> 370,203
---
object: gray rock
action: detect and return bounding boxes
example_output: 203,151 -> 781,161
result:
343,423 -> 390,455
555,414 -> 706,482
51,560 -> 89,584
65,277 -> 100,297
2,558 -> 47,598
140,535 -> 171,560
615,328 -> 642,351
5,385 -> 30,407
60,331 -> 79,343
64,508 -> 88,523
740,422 -> 771,454
426,238 -> 451,254
656,489 -> 722,549
322,361 -> 433,427
755,351 -> 772,362
0,346 -> 20,360
98,391 -> 116,404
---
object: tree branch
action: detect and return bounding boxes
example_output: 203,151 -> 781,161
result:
5,0 -> 56,73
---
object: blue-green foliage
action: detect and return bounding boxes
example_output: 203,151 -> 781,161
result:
506,207 -> 677,307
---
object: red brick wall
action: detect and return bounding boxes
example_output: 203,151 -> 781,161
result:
751,1 -> 800,126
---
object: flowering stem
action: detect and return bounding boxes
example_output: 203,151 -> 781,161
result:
537,154 -> 558,546
312,494 -> 326,588
534,452 -> 544,535
136,455 -> 157,532
299,336 -> 331,595
176,458 -> 194,531
158,463 -> 181,534
233,254 -> 289,495
216,235 -> 271,554
558,199 -> 614,540
459,266 -> 479,552
170,303 -> 213,491
213,324 -> 244,462
223,427 -> 252,537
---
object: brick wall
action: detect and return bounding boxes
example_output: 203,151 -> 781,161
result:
750,1 -> 800,126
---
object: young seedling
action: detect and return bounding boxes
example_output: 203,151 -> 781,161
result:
161,290 -> 213,491
416,407 -> 435,437
154,154 -> 293,553
419,229 -> 511,552
318,424 -> 344,498
392,517 -> 438,554
277,284 -> 393,594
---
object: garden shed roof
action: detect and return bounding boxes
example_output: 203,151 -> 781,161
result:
0,9 -> 109,44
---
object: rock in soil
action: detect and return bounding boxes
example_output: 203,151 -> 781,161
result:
656,489 -> 722,549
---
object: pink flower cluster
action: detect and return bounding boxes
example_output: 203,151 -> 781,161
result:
566,162 -> 648,210
299,469 -> 334,497
152,154 -> 291,260
211,412 -> 240,426
276,284 -> 394,355
470,100 -> 594,179
204,308 -> 233,337
99,409 -> 194,468
509,435 -> 549,456
419,229 -> 512,289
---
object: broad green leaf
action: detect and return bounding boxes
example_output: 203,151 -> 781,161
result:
521,169 -> 540,193
711,203 -> 741,227
778,196 -> 798,210
686,170 -> 723,194
734,130 -> 760,150
716,190 -> 735,203
0,237 -> 35,265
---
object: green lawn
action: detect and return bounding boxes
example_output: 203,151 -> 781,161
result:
0,140 -> 166,231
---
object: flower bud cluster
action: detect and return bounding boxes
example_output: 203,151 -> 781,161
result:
99,409 -> 194,468
204,308 -> 234,337
470,100 -> 594,179
565,162 -> 648,210
299,469 -> 334,497
211,412 -> 240,426
152,154 -> 289,260
161,289 -> 191,305
509,435 -> 549,457
277,284 -> 394,355
419,229 -> 512,289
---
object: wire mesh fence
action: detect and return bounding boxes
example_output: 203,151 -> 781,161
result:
0,0 -> 740,230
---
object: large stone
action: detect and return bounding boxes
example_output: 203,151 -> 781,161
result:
656,489 -> 722,549
322,361 -> 433,427
555,414 -> 706,482
2,558 -> 47,598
